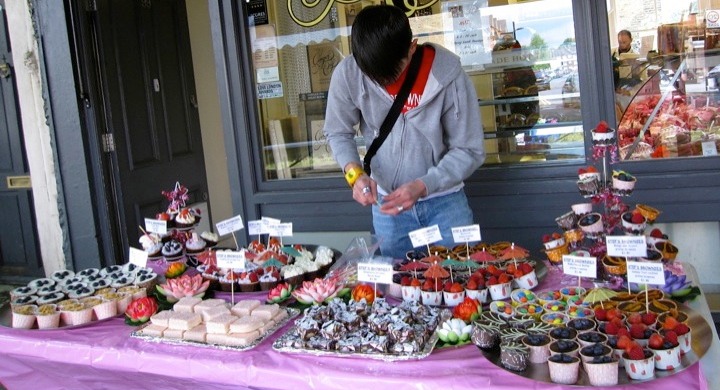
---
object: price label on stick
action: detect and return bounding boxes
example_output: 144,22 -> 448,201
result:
626,261 -> 665,286
216,215 -> 244,236
248,220 -> 267,236
268,222 -> 293,238
562,255 -> 597,278
606,235 -> 647,258
144,218 -> 167,235
128,247 -> 149,268
216,250 -> 246,269
409,225 -> 443,249
452,224 -> 481,243
261,216 -> 281,229
357,262 -> 393,284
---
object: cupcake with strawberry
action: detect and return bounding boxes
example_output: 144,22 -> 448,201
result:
621,210 -> 647,235
542,232 -> 565,251
612,170 -> 637,196
400,275 -> 422,303
236,270 -> 259,292
508,262 -> 537,290
648,332 -> 681,370
487,273 -> 513,301
660,316 -> 692,355
623,343 -> 655,380
420,278 -> 443,306
465,274 -> 488,303
443,281 -> 466,306
590,120 -> 616,146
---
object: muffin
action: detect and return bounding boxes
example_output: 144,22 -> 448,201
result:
549,339 -> 580,358
584,355 -> 619,386
522,333 -> 551,364
547,353 -> 581,385
200,231 -> 219,247
11,305 -> 37,329
184,232 -> 207,254
35,304 -> 61,329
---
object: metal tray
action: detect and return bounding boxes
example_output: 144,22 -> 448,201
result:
479,305 -> 713,386
131,307 -> 299,352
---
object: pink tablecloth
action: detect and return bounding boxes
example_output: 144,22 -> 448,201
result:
0,264 -> 711,390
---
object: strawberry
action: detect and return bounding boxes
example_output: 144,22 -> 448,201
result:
400,276 -> 411,286
513,270 -> 524,279
641,312 -> 657,326
578,168 -> 587,175
443,281 -> 453,292
422,279 -> 434,291
410,278 -> 421,287
627,345 -> 646,360
629,323 -> 647,339
520,263 -> 533,274
664,330 -> 678,345
248,272 -> 259,283
616,327 -> 630,339
662,316 -> 679,331
648,333 -> 664,349
487,276 -> 498,286
594,307 -> 607,321
542,234 -> 552,243
616,335 -> 633,350
498,273 -> 511,284
674,323 -> 690,335
506,264 -> 517,274
627,313 -> 642,325
605,321 -> 620,335
449,282 -> 464,293
631,212 -> 645,224
587,166 -> 598,173
650,228 -> 664,238
595,120 -> 609,133
466,278 -> 478,290
552,232 -> 562,239
606,308 -> 622,321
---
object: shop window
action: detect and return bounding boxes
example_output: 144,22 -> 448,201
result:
249,0 -> 583,180
610,0 -> 720,160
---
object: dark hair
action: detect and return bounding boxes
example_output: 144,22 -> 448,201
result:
351,5 -> 412,86
618,29 -> 632,40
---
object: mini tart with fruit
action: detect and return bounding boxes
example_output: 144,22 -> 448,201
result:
655,240 -> 679,261
612,170 -> 636,195
590,120 -> 616,145
635,204 -> 661,223
174,208 -> 197,228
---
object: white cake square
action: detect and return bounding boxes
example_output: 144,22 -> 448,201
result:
141,324 -> 167,337
205,314 -> 238,334
163,328 -> 185,339
229,315 -> 264,333
225,331 -> 260,347
231,299 -> 261,316
168,312 -> 202,330
251,304 -> 280,321
206,332 -> 227,345
193,298 -> 227,314
182,324 -> 208,343
173,296 -> 202,313
201,306 -> 230,322
272,308 -> 288,323
149,310 -> 173,327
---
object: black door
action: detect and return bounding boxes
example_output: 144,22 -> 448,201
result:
0,2 -> 43,282
91,0 -> 208,260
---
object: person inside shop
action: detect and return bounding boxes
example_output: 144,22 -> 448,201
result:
323,5 -> 485,260
612,30 -> 638,88
614,29 -> 635,57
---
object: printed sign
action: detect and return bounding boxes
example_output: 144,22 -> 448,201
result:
707,10 -> 720,29
626,261 -> 666,285
257,81 -> 283,99
216,250 -> 246,269
268,222 -> 293,238
409,225 -> 443,248
128,247 -> 149,268
562,255 -> 597,278
216,215 -> 244,236
248,219 -> 267,236
357,262 -> 393,284
702,141 -> 718,156
606,235 -> 647,258
144,218 -> 167,235
256,67 -> 280,83
452,224 -> 481,243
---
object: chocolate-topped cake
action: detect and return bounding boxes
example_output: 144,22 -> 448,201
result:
500,341 -> 529,371
471,322 -> 500,349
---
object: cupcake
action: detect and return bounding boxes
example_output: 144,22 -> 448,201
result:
11,295 -> 38,307
522,333 -> 551,363
117,285 -> 147,300
110,274 -> 136,289
63,301 -> 94,326
28,278 -> 57,290
139,233 -> 163,258
554,211 -> 577,231
655,241 -> 679,261
577,330 -> 608,347
636,204 -> 661,223
549,339 -> 580,358
100,265 -> 124,277
544,243 -> 569,265
514,303 -> 543,320
51,269 -> 75,284
259,269 -> 280,291
161,240 -> 184,260
547,353 -> 580,385
549,326 -> 578,342
471,321 -> 501,349
76,268 -> 100,279
541,312 -> 569,327
612,170 -> 636,196
174,208 -> 197,228
92,296 -> 118,320
35,304 -> 61,329
442,282 -> 465,306
510,288 -> 536,306
576,176 -> 600,197
623,345 -> 655,381
591,121 -> 616,146
567,318 -> 596,334
314,246 -> 335,276
281,264 -> 305,287
11,305 -> 37,329
184,232 -> 207,254
622,211 -> 647,235
68,285 -> 96,300
571,202 -> 593,216
499,342 -> 529,371
563,229 -> 584,244
584,356 -> 619,386
489,300 -> 514,319
578,212 -> 603,235
420,282 -> 443,306
36,291 -> 65,306
200,231 -> 219,247
487,276 -> 513,301
579,342 -> 612,363
648,333 -> 681,370
236,271 -> 259,292
134,272 -> 158,292
10,285 -> 37,301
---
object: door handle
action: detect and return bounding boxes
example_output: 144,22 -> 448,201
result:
7,175 -> 31,189
0,62 -> 11,79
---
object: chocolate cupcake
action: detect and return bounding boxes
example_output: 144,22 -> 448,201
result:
500,342 -> 529,371
471,322 -> 500,349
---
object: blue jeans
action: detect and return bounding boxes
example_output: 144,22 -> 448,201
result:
372,190 -> 473,260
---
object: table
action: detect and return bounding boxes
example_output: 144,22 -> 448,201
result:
0,262 -> 717,390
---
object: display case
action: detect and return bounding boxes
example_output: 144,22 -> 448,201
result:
472,56 -> 585,165
615,50 -> 720,160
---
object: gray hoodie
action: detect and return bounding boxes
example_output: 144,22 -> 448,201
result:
323,44 -> 485,196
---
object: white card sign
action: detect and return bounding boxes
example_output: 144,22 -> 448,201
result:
357,262 -> 393,284
128,247 -> 149,268
248,219 -> 267,236
262,216 -> 281,228
144,218 -> 167,235
626,261 -> 666,285
409,225 -> 443,248
216,215 -> 244,236
216,250 -> 246,269
562,255 -> 597,278
268,222 -> 293,238
606,235 -> 647,258
702,141 -> 718,156
452,224 -> 481,243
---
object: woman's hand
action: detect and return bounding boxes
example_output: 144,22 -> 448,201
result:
380,179 -> 427,215
352,175 -> 377,206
